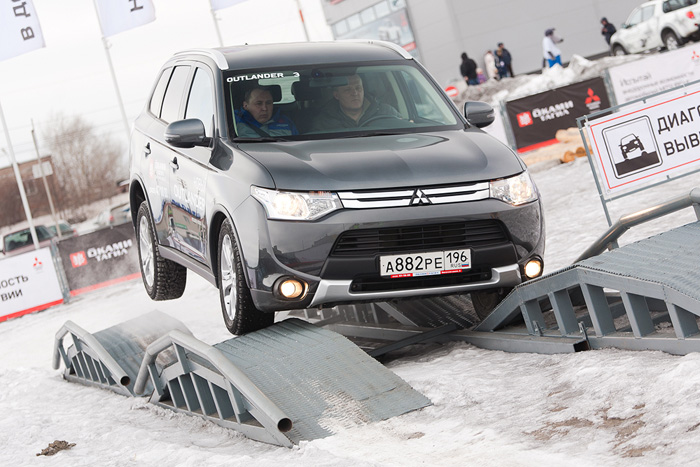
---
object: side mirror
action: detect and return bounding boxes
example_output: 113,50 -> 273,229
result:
165,119 -> 209,148
463,101 -> 495,128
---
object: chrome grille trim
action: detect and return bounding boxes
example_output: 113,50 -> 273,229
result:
337,182 -> 490,209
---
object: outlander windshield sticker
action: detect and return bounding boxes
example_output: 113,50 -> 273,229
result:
226,72 -> 299,83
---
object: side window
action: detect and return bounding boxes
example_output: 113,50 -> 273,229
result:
160,66 -> 191,124
627,8 -> 643,26
185,67 -> 215,137
641,5 -> 655,21
149,67 -> 173,118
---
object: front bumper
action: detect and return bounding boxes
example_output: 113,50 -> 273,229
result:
234,195 -> 544,312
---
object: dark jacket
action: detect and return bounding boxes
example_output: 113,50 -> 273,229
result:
601,21 -> 616,45
460,57 -> 478,81
312,96 -> 401,131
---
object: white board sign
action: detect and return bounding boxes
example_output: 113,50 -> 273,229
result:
608,47 -> 700,104
0,248 -> 63,322
586,82 -> 700,198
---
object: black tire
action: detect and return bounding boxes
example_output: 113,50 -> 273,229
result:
217,219 -> 274,335
663,31 -> 680,50
136,201 -> 187,300
612,44 -> 627,56
471,287 -> 513,321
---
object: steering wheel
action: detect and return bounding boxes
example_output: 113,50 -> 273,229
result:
360,114 -> 403,127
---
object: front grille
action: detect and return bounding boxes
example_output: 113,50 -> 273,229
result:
337,182 -> 490,209
350,269 -> 492,292
331,220 -> 509,257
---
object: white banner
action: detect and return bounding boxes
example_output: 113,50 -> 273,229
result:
210,0 -> 249,11
94,0 -> 156,37
586,81 -> 700,198
0,247 -> 63,321
608,47 -> 700,105
0,0 -> 45,61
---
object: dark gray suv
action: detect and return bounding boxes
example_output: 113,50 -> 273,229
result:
129,41 -> 545,335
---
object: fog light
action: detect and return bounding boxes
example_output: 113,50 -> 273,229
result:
524,259 -> 543,279
279,279 -> 305,299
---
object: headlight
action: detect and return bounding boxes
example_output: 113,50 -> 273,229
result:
490,171 -> 537,206
251,186 -> 343,220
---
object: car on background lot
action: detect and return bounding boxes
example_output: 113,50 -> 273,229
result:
129,40 -> 545,335
1,225 -> 55,257
46,220 -> 78,238
94,202 -> 132,228
610,0 -> 700,55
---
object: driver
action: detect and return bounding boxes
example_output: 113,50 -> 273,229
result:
235,86 -> 298,137
312,74 -> 401,130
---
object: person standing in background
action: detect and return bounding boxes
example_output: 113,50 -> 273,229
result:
542,28 -> 563,68
459,52 -> 478,85
601,17 -> 617,45
483,50 -> 499,81
497,42 -> 514,77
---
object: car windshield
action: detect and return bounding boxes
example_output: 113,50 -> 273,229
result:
3,226 -> 53,252
225,61 -> 462,141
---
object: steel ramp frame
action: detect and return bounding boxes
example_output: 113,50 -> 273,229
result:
134,318 -> 431,447
53,311 -> 191,396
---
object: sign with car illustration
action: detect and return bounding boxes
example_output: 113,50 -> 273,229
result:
586,80 -> 700,197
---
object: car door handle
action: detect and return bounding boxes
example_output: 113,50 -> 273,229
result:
144,142 -> 151,157
170,157 -> 179,170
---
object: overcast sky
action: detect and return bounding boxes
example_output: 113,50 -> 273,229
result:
0,0 -> 332,168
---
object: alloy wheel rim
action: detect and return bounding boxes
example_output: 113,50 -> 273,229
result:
139,216 -> 154,288
221,234 -> 237,321
667,36 -> 678,49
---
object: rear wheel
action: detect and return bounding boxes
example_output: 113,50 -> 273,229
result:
218,219 -> 274,335
136,201 -> 187,300
663,31 -> 680,50
612,44 -> 627,56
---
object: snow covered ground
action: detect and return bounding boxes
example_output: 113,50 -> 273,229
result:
3,156 -> 700,466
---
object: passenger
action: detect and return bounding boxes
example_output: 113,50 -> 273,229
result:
235,86 -> 298,137
312,74 -> 401,130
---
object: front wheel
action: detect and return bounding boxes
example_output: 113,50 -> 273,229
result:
218,219 -> 274,335
136,201 -> 187,300
471,287 -> 513,321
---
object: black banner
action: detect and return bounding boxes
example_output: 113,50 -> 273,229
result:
505,77 -> 610,152
56,223 -> 140,295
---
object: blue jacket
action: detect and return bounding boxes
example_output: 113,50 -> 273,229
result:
235,108 -> 298,137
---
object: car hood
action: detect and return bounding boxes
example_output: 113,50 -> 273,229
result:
237,130 -> 526,191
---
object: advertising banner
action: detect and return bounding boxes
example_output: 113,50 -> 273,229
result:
0,247 -> 63,322
94,0 -> 156,37
0,0 -> 45,61
585,81 -> 700,198
56,224 -> 140,296
608,47 -> 700,105
505,77 -> 611,153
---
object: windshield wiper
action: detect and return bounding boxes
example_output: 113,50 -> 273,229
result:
234,136 -> 291,142
338,130 -> 407,138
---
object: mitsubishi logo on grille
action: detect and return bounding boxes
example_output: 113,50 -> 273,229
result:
410,189 -> 431,205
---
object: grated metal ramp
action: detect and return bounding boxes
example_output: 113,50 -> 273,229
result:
474,221 -> 700,355
135,318 -> 431,446
53,311 -> 191,396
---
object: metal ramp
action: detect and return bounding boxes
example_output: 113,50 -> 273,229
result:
133,318 -> 431,447
53,311 -> 191,396
474,220 -> 700,355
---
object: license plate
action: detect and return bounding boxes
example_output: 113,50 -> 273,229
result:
379,249 -> 471,278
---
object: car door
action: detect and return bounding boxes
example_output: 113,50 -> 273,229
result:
621,6 -> 654,52
166,65 -> 216,263
146,64 -> 192,247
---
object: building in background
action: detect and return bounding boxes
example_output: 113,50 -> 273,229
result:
0,156 -> 58,227
321,0 -> 645,87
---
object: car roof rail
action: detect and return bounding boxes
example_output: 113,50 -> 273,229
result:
174,49 -> 229,70
341,39 -> 414,60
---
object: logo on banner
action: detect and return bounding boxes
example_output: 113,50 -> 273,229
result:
585,88 -> 602,112
70,251 -> 88,268
32,257 -> 43,271
517,111 -> 533,127
87,240 -> 133,262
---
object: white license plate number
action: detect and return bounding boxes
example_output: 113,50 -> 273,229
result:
379,249 -> 471,278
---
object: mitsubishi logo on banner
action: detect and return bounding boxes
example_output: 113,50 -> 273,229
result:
410,189 -> 431,205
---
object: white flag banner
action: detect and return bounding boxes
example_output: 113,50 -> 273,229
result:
94,0 -> 156,37
211,0 -> 249,11
0,0 -> 45,61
